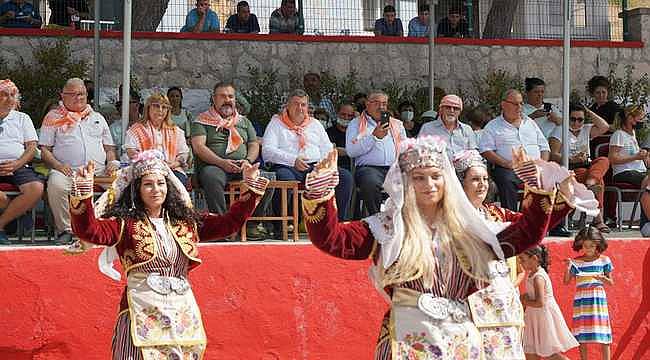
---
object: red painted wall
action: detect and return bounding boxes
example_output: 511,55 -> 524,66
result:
0,240 -> 648,360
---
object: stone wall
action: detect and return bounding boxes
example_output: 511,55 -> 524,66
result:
1,27 -> 649,103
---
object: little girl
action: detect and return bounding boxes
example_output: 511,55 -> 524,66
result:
564,226 -> 614,360
520,245 -> 579,359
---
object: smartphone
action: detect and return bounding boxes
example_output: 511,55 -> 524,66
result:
543,103 -> 552,113
380,111 -> 390,125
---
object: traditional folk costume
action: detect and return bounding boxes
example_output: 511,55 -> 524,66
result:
68,150 -> 268,359
302,137 -> 597,360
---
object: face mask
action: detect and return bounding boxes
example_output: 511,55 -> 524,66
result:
336,117 -> 351,127
400,111 -> 414,122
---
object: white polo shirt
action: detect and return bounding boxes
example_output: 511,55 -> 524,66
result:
39,111 -> 114,174
0,110 -> 38,162
262,115 -> 333,166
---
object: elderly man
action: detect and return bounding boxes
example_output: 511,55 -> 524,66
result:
39,78 -> 117,245
263,89 -> 352,220
479,89 -> 550,211
224,1 -> 260,33
374,5 -> 403,36
0,80 -> 43,244
180,0 -> 220,33
191,83 -> 259,214
269,0 -> 304,35
418,94 -> 477,159
346,90 -> 407,215
0,0 -> 42,28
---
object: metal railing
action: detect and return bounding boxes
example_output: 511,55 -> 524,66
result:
0,0 -> 629,40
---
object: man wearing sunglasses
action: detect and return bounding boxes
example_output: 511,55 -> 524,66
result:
418,94 -> 477,160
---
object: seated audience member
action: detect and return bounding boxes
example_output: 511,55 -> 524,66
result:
436,6 -> 468,38
398,100 -> 418,137
326,102 -> 356,170
39,78 -> 117,245
180,0 -> 220,33
269,0 -> 304,35
313,107 -> 330,130
304,72 -> 335,126
346,90 -> 406,215
224,1 -> 260,33
111,90 -> 141,160
588,75 -> 621,126
374,5 -> 403,36
263,89 -> 353,220
479,89 -> 550,211
418,95 -> 476,159
48,0 -> 88,28
191,83 -> 259,214
0,80 -> 44,244
465,104 -> 492,145
0,0 -> 42,28
125,93 -> 189,185
523,77 -> 562,140
608,105 -> 649,187
407,4 -> 430,37
549,103 -> 610,231
167,86 -> 193,137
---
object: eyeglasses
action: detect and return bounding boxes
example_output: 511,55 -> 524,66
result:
369,100 -> 388,106
61,92 -> 87,98
503,99 -> 524,107
570,117 -> 585,122
150,103 -> 170,110
442,105 -> 462,112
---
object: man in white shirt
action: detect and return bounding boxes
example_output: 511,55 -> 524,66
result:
345,90 -> 407,215
39,78 -> 118,244
418,94 -> 477,159
0,80 -> 44,244
479,89 -> 550,211
262,89 -> 353,220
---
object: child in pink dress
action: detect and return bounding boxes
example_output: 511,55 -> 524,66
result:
519,245 -> 579,359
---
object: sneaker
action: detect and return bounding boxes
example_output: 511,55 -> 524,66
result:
0,230 -> 10,245
246,222 -> 267,240
54,231 -> 73,245
548,225 -> 572,237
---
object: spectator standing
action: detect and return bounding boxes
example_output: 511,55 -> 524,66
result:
353,93 -> 367,114
269,0 -> 304,35
263,89 -> 353,220
304,72 -> 335,127
0,0 -> 42,28
479,89 -> 550,211
588,76 -> 621,126
345,90 -> 406,215
407,4 -> 430,37
39,78 -> 118,244
0,80 -> 44,244
436,6 -> 468,38
124,93 -> 190,185
180,0 -> 220,33
523,77 -> 562,140
48,0 -> 88,28
374,5 -> 403,36
224,1 -> 260,33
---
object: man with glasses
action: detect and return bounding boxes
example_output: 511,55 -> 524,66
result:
346,90 -> 407,215
418,94 -> 476,159
39,78 -> 117,245
479,89 -> 549,211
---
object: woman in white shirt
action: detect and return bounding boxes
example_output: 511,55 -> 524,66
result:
608,105 -> 648,187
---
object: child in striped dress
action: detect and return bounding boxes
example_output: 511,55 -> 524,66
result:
564,226 -> 614,360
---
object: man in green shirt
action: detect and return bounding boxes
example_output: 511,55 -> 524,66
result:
191,83 -> 259,214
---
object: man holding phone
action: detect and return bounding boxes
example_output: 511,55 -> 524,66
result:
346,90 -> 407,215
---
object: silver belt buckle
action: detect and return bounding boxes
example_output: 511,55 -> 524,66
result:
146,273 -> 171,295
417,294 -> 449,320
169,277 -> 189,295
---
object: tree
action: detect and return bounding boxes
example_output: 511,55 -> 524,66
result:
482,0 -> 520,39
132,0 -> 171,31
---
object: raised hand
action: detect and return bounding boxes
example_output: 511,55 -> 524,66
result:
241,161 -> 260,182
305,150 -> 339,199
71,161 -> 95,199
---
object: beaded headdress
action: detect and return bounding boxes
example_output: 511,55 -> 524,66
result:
132,150 -> 169,179
398,136 -> 446,173
453,150 -> 487,178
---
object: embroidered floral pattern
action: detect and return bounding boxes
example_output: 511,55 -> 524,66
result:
133,221 -> 155,259
468,286 -> 523,327
172,222 -> 198,259
134,304 -> 203,343
397,331 -> 481,360
481,327 -> 523,359
141,344 -> 204,360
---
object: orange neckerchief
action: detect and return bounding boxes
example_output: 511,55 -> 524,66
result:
42,103 -> 93,133
278,109 -> 312,150
354,111 -> 402,156
127,122 -> 178,160
196,107 -> 243,154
